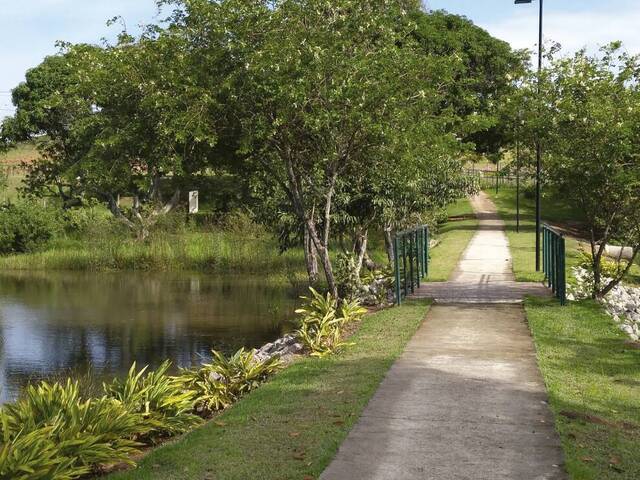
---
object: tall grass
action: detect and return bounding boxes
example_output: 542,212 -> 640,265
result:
0,229 -> 307,274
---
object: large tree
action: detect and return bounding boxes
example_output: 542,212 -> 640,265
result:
541,44 -> 640,298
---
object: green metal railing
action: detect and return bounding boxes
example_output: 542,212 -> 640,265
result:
393,226 -> 429,305
543,224 -> 566,305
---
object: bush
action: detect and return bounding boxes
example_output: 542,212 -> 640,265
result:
62,204 -> 114,238
103,361 -> 201,442
178,348 -> 282,414
0,380 -> 144,479
295,288 -> 367,357
0,201 -> 62,254
335,252 -> 361,300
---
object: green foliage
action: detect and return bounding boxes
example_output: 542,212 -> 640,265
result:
535,44 -> 640,295
103,361 -> 201,441
335,252 -> 361,300
178,349 -> 282,414
577,251 -> 628,279
295,288 -> 366,357
0,380 -> 144,479
0,201 -> 62,254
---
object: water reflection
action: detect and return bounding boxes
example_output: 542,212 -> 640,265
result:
0,271 -> 298,402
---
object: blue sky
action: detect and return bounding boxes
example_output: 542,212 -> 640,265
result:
2,0 -> 640,118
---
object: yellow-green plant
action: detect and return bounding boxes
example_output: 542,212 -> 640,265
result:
179,348 -> 282,414
0,423 -> 84,480
0,380 -> 144,479
295,288 -> 367,357
104,361 -> 201,441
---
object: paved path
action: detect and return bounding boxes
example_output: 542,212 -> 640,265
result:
414,193 -> 549,304
321,194 -> 565,480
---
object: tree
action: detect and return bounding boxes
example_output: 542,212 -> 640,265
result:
412,10 -> 525,155
541,44 -> 640,298
0,23 -> 232,239
228,0 -> 462,296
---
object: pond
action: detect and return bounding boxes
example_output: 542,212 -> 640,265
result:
0,271 -> 299,403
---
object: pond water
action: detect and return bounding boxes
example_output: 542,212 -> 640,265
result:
0,271 -> 299,403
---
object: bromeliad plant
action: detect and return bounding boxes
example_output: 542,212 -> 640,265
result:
178,349 -> 282,415
295,288 -> 367,357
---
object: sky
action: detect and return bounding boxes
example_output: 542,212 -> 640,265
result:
2,0 -> 640,118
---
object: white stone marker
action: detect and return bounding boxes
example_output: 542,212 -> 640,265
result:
188,191 -> 199,214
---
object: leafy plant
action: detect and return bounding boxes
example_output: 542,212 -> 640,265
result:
295,288 -> 366,357
335,252 -> 361,300
179,349 -> 282,414
0,201 -> 62,254
0,380 -> 144,479
578,250 -> 626,280
103,361 -> 201,442
0,423 -> 85,480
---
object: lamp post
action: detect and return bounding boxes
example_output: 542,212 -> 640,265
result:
515,0 -> 543,271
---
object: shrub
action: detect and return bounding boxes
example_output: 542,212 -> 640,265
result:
295,288 -> 367,357
0,380 -> 144,479
0,201 -> 62,254
179,348 -> 282,414
578,250 -> 627,279
103,361 -> 201,442
335,252 -> 361,300
62,204 -> 113,238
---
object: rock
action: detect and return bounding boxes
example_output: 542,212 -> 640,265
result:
208,371 -> 226,384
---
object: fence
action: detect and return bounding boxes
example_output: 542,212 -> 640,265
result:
393,225 -> 429,305
465,169 -> 534,190
542,224 -> 566,305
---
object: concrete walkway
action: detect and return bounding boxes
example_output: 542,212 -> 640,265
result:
321,194 -> 565,480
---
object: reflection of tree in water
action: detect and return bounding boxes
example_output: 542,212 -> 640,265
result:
0,271 -> 298,402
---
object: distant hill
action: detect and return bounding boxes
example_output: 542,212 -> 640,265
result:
0,142 -> 40,166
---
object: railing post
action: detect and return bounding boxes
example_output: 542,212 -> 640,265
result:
402,235 -> 408,298
425,226 -> 429,278
560,236 -> 566,305
409,233 -> 415,294
394,236 -> 401,305
415,230 -> 421,288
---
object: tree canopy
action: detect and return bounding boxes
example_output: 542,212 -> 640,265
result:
1,1 -> 523,293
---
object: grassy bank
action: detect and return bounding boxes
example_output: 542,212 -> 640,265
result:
0,230 -> 307,275
487,188 -> 584,282
526,297 -> 640,479
488,188 -> 640,285
110,299 -> 430,480
427,197 -> 478,281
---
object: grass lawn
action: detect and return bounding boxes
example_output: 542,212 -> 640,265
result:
526,297 -> 640,479
109,299 -> 430,480
487,188 -> 584,282
427,197 -> 478,281
488,188 -> 640,285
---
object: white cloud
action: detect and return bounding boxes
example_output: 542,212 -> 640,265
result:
484,6 -> 640,57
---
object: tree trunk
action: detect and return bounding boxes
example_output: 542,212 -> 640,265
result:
384,224 -> 395,264
305,217 -> 337,297
303,224 -> 319,284
353,229 -> 368,278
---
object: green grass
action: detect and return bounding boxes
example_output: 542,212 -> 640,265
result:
526,297 -> 640,479
109,299 -> 430,480
487,188 -> 589,282
0,230 -> 308,275
488,188 -> 640,285
427,197 -> 478,281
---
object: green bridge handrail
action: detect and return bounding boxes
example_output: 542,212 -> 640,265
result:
542,224 -> 566,305
393,225 -> 429,305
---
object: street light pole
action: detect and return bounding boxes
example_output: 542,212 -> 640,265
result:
515,0 -> 543,271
